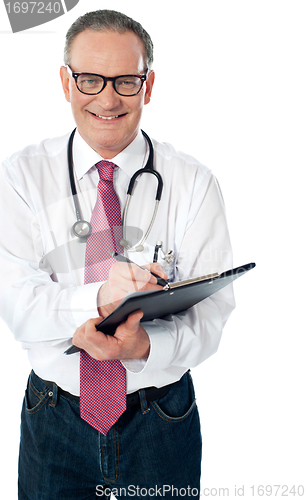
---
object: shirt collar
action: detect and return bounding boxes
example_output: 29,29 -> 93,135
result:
72,129 -> 148,180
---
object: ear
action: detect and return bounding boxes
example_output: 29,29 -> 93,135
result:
144,70 -> 155,105
60,66 -> 71,103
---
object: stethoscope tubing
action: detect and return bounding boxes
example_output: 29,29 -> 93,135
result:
68,128 -> 163,249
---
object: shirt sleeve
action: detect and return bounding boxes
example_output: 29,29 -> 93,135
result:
0,160 -> 98,348
123,171 -> 235,374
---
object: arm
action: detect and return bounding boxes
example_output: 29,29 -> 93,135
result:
0,160 -> 79,346
141,173 -> 235,371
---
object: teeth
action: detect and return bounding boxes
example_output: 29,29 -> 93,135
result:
95,114 -> 119,120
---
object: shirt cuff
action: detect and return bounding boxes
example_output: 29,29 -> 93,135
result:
122,320 -> 174,374
71,282 -> 103,327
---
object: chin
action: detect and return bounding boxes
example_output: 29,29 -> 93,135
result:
91,130 -> 133,158
101,128 -> 137,152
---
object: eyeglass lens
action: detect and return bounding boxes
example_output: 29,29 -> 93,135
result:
76,74 -> 144,96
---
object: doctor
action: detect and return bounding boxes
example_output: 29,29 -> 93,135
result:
0,9 -> 235,500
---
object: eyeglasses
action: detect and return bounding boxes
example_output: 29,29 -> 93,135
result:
66,66 -> 148,97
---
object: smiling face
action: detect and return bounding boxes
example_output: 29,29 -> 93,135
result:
60,29 -> 155,158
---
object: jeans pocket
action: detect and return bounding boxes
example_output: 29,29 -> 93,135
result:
151,372 -> 197,422
25,374 -> 51,415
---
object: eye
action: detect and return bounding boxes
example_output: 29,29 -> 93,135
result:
77,75 -> 103,89
117,77 -> 138,88
79,77 -> 98,85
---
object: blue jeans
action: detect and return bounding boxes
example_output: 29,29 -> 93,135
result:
18,370 -> 202,499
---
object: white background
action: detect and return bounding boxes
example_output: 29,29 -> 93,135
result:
0,0 -> 305,497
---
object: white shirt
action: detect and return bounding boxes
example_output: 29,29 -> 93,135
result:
0,130 -> 235,395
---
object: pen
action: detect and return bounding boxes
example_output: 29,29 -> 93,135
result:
153,240 -> 163,263
110,252 -> 168,287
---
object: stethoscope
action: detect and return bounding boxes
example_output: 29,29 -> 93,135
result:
68,128 -> 163,252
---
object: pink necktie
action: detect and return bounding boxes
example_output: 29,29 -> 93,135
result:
80,160 -> 126,435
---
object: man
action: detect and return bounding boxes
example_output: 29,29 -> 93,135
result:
0,9 -> 235,499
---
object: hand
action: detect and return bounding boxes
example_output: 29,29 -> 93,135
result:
72,310 -> 150,361
97,262 -> 168,317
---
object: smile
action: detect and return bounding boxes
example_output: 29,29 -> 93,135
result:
90,112 -> 124,120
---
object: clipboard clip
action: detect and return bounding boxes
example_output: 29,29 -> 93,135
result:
163,272 -> 220,291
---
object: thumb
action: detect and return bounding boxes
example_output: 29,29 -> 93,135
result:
126,310 -> 144,331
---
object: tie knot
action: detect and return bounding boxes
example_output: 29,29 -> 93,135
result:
95,160 -> 117,181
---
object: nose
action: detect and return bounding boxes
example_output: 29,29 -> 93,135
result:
94,80 -> 121,110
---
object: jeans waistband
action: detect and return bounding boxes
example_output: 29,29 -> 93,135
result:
37,373 -> 173,408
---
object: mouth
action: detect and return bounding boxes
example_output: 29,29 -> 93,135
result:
89,112 -> 127,121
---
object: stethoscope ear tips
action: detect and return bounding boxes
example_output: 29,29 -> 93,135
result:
135,245 -> 144,252
120,239 -> 128,248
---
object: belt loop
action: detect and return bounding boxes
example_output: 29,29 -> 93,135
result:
49,381 -> 59,407
138,389 -> 150,415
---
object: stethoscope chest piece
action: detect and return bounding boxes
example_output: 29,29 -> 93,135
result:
72,220 -> 92,240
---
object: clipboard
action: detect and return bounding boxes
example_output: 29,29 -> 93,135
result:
65,262 -> 255,355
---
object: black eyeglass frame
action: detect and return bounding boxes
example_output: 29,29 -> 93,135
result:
66,65 -> 148,97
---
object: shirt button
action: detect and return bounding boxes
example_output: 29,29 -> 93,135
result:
48,391 -> 54,397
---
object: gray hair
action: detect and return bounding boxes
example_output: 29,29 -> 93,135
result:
64,9 -> 154,69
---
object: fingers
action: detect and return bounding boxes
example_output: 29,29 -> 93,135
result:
72,310 -> 149,361
148,263 -> 168,281
110,262 -> 156,285
72,317 -> 102,350
98,261 -> 169,318
110,262 -> 168,285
